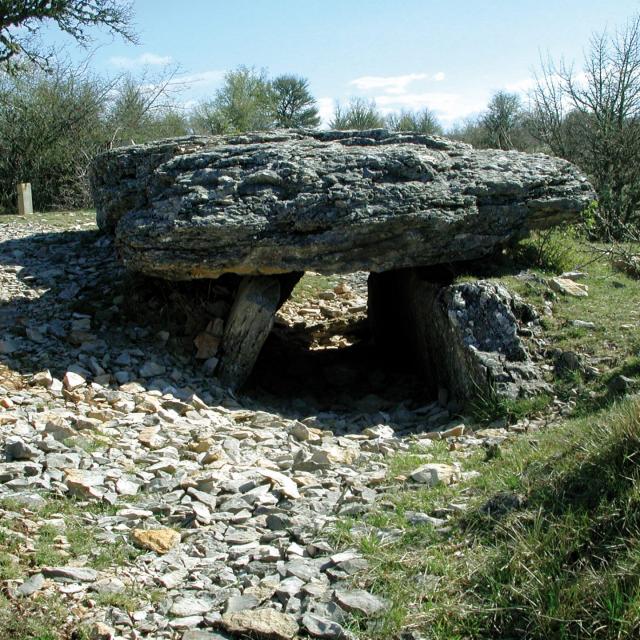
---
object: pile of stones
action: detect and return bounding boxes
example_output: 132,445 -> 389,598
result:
0,214 -> 572,639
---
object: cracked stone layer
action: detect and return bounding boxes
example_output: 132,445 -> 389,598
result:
90,129 -> 594,280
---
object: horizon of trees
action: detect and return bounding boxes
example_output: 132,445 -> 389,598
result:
0,6 -> 638,240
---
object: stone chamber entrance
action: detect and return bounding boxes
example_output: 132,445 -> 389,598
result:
248,271 -> 429,413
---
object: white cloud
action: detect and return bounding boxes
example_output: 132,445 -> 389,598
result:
109,52 -> 173,68
374,91 -> 488,127
350,73 -> 428,94
316,97 -> 335,128
433,71 -> 446,82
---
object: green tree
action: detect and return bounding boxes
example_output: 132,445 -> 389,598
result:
270,74 -> 320,128
481,91 -> 523,149
0,61 -> 111,211
107,71 -> 188,146
385,108 -> 443,135
530,14 -> 640,239
330,97 -> 385,130
192,66 -> 274,135
0,0 -> 136,72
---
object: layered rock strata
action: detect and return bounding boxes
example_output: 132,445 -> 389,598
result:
90,129 -> 593,393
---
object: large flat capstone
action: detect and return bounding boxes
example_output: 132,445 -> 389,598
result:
90,129 -> 594,280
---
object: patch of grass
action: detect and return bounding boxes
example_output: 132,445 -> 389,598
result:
386,441 -> 452,477
0,592 -> 72,640
514,228 -> 584,274
504,241 -> 640,364
34,524 -> 66,567
0,551 -> 22,580
467,383 -> 551,425
0,210 -> 96,230
94,588 -> 139,612
344,396 -> 640,639
94,585 -> 164,612
290,272 -> 340,303
62,435 -> 109,453
1,496 -> 137,574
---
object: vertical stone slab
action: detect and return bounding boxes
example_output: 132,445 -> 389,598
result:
218,276 -> 282,391
368,269 -> 544,404
17,183 -> 33,215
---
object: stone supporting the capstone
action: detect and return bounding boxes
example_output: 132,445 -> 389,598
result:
217,276 -> 282,390
368,269 -> 548,403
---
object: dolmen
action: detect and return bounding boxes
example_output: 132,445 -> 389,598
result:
90,129 -> 594,399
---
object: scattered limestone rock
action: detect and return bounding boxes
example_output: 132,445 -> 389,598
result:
409,463 -> 460,487
42,566 -> 98,582
302,613 -> 353,639
221,607 -> 299,640
63,370 -> 86,390
139,360 -> 166,378
171,596 -> 214,617
549,277 -> 589,297
334,589 -> 388,617
131,528 -> 181,554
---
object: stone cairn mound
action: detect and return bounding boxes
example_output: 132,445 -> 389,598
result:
90,129 -> 594,399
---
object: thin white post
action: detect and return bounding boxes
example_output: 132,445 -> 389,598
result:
17,183 -> 33,215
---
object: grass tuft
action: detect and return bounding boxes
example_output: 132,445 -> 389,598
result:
343,396 -> 640,639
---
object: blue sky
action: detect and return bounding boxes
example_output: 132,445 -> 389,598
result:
45,0 -> 640,129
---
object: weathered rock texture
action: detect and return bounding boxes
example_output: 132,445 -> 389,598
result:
369,269 -> 548,402
90,129 -> 594,280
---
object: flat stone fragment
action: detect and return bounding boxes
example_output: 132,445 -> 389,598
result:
171,596 -> 214,617
224,593 -> 260,613
255,467 -> 300,499
182,631 -> 231,640
221,607 -> 298,640
333,589 -> 388,617
42,566 -> 98,582
90,130 -> 594,279
63,371 -> 85,390
549,276 -> 589,297
131,527 -> 180,554
409,463 -> 460,486
17,573 -> 45,596
302,613 -> 354,639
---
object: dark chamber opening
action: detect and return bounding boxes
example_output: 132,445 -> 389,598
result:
245,272 -> 429,412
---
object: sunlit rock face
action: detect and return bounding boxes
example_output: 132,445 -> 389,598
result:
90,129 -> 594,281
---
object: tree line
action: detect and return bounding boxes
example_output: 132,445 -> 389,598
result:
0,1 -> 638,240
0,62 -> 443,215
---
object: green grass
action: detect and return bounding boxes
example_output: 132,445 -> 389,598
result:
0,210 -> 96,229
0,496 -> 138,575
0,593 -> 74,640
0,493 -> 143,639
332,231 -> 640,638
502,238 -> 640,375
290,272 -> 340,303
342,396 -> 640,639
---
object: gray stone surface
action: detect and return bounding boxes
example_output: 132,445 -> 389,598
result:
90,129 -> 593,280
333,589 -> 388,617
0,214 -> 578,640
369,271 -> 549,401
42,566 -> 98,582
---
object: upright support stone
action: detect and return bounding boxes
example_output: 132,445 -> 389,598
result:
218,276 -> 282,390
17,183 -> 33,215
369,269 -> 547,403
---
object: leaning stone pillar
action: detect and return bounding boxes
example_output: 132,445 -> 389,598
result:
218,276 -> 282,391
217,272 -> 302,391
